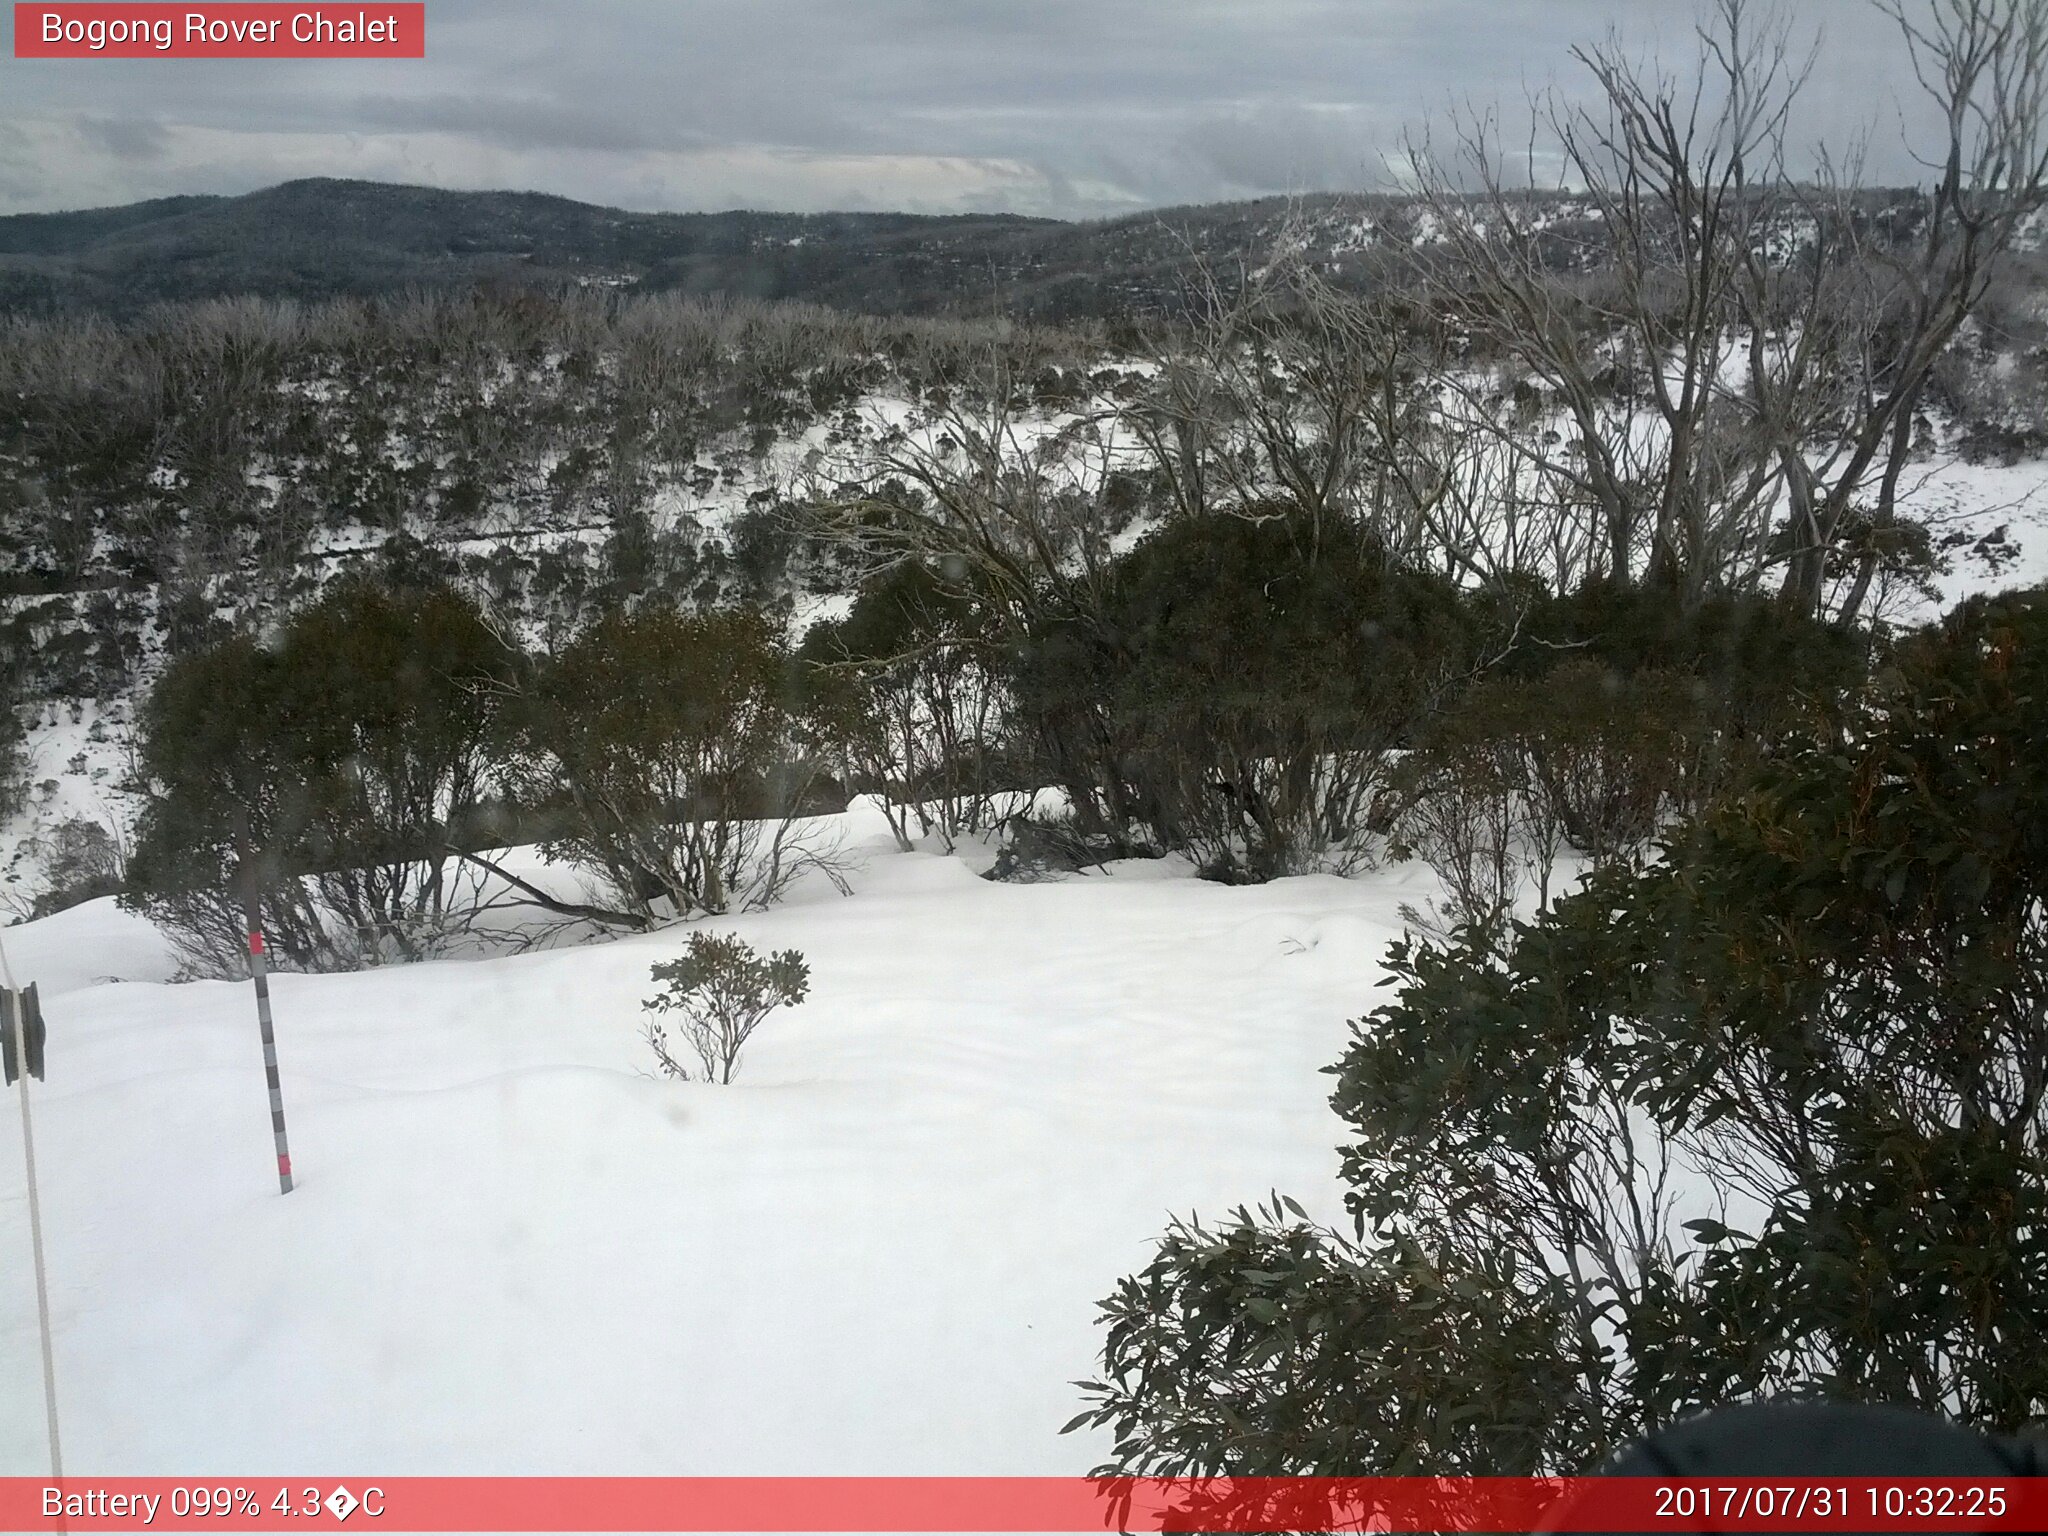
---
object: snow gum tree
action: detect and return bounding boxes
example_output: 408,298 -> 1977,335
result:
1389,583 -> 1869,937
1406,0 -> 2048,620
509,606 -> 838,922
123,579 -> 515,972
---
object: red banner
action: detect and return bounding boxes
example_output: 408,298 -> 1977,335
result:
0,1476 -> 2042,1532
13,4 -> 424,58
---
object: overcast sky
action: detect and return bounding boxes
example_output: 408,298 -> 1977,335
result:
0,1 -> 1941,221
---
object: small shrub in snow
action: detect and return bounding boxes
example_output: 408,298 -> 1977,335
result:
643,933 -> 809,1085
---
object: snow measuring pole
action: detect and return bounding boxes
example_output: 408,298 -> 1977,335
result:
235,815 -> 295,1195
0,926 -> 63,1482
245,921 -> 295,1195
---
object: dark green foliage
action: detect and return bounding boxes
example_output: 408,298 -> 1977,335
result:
122,634 -> 322,968
1383,584 -> 1870,936
1079,587 -> 2048,1473
1391,660 -> 1711,933
1076,1196 -> 1585,1477
372,532 -> 461,594
1510,661 -> 1711,849
730,504 -> 797,601
123,580 -> 514,972
1012,510 -> 1471,878
277,579 -> 515,873
151,580 -> 229,657
601,507 -> 659,606
642,932 -> 811,1085
1514,582 -> 1866,748
813,560 -> 983,666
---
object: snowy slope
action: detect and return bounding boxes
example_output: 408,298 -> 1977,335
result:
1905,452 -> 2048,615
1,700 -> 136,912
0,806 -> 1430,1475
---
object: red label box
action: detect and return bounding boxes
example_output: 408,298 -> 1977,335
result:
14,4 -> 425,58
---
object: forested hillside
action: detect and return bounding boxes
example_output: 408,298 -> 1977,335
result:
13,175 -> 2042,324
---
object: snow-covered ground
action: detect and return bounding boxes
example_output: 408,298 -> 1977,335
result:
1905,452 -> 2048,616
1,700 -> 136,909
0,806 -> 1428,1475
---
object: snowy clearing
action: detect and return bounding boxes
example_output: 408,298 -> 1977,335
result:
0,804 -> 1423,1474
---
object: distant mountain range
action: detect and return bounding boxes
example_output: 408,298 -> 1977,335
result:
0,177 -> 1415,321
4,176 -> 1981,325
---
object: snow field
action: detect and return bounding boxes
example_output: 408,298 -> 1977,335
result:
0,805 -> 1428,1475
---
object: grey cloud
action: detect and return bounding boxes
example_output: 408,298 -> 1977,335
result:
342,93 -> 713,155
1170,105 -> 1396,198
0,0 -> 1956,219
0,120 -> 47,204
75,115 -> 169,161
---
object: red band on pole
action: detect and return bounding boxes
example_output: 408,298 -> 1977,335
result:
276,1154 -> 292,1177
248,931 -> 265,956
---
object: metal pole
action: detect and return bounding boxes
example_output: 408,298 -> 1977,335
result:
0,930 -> 63,1480
245,928 -> 295,1195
